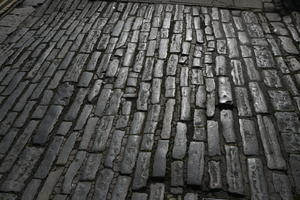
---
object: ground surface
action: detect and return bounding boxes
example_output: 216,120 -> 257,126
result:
0,0 -> 300,199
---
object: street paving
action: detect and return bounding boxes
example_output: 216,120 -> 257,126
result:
0,0 -> 300,199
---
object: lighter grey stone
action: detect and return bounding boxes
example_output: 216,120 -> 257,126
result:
172,122 -> 187,159
247,158 -> 269,200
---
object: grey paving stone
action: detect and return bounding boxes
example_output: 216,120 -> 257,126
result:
34,136 -> 64,179
132,193 -> 148,200
278,36 -> 299,54
220,110 -> 236,143
92,116 -> 114,152
130,112 -> 146,135
268,90 -> 294,111
0,121 -> 38,173
33,105 -> 63,145
0,147 -> 43,192
208,161 -> 222,189
81,153 -> 102,181
275,112 -> 300,133
64,88 -> 88,120
171,161 -> 184,187
172,122 -> 187,159
137,83 -> 151,111
207,121 -> 221,156
71,182 -> 91,200
133,152 -> 151,190
187,142 -> 205,185
36,168 -> 64,200
247,158 -> 269,200
234,87 -> 252,117
94,168 -> 114,199
149,183 -> 165,200
21,179 -> 42,200
272,173 -> 293,200
111,176 -> 131,200
62,151 -> 86,194
218,77 -> 233,105
56,132 -> 78,165
253,46 -> 275,69
257,115 -> 286,170
105,130 -> 125,167
181,87 -> 191,120
239,119 -> 259,155
225,145 -> 244,195
120,135 -> 141,174
248,82 -> 268,113
153,140 -> 169,177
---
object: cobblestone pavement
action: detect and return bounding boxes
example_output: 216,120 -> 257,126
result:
0,0 -> 300,199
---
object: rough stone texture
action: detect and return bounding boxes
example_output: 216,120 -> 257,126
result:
0,1 -> 298,199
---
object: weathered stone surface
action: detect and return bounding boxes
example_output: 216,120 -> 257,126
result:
36,168 -> 64,200
79,117 -> 98,150
120,135 -> 141,174
132,152 -> 151,190
225,145 -> 244,195
181,87 -> 191,120
187,142 -> 205,186
278,36 -> 299,54
218,77 -> 233,105
149,183 -> 165,200
207,121 -> 221,156
92,116 -> 114,152
57,132 -> 78,165
137,83 -> 151,111
247,158 -> 269,200
257,115 -> 286,170
0,147 -> 43,192
94,169 -> 114,200
171,161 -> 184,187
281,132 -> 300,153
254,46 -> 275,69
62,151 -> 86,194
34,136 -> 64,179
81,153 -> 102,181
208,161 -> 222,189
239,119 -> 259,155
161,99 -> 175,139
220,110 -> 236,143
111,176 -> 131,200
2,2 -> 300,199
172,122 -> 187,159
33,105 -> 63,145
71,182 -> 91,200
153,140 -> 169,177
272,173 -> 293,200
130,112 -> 146,135
105,130 -> 125,167
234,87 -> 252,117
248,82 -> 268,113
268,90 -> 294,111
